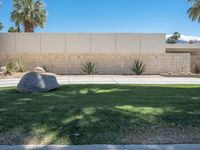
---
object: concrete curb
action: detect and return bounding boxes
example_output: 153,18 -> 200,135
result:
0,144 -> 200,150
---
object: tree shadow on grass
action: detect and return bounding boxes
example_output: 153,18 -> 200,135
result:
0,85 -> 200,144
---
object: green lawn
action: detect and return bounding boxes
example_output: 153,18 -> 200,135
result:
0,85 -> 200,144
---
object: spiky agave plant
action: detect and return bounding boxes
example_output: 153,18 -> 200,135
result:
1,63 -> 15,75
42,65 -> 48,72
130,60 -> 145,75
81,62 -> 99,75
16,60 -> 26,72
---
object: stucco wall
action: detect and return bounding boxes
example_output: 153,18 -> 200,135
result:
0,33 -> 166,53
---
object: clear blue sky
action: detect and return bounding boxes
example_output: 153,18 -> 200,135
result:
0,0 -> 200,36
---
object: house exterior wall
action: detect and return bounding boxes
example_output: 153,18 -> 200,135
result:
166,44 -> 200,72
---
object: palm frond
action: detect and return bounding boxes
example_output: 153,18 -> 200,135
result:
188,0 -> 200,22
11,0 -> 47,32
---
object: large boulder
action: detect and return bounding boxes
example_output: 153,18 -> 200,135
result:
17,72 -> 59,93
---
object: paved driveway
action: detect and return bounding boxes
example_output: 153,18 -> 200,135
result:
1,75 -> 200,87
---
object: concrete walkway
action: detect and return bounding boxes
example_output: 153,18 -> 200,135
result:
0,75 -> 200,87
0,144 -> 200,150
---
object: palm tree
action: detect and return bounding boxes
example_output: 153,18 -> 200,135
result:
0,22 -> 3,30
172,32 -> 181,41
11,0 -> 47,32
0,1 -> 3,31
166,32 -> 181,44
188,0 -> 200,22
12,14 -> 21,32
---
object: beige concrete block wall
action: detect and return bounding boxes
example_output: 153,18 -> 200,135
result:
166,44 -> 200,72
16,33 -> 41,52
91,34 -> 116,53
116,33 -> 140,53
0,33 -> 15,52
41,33 -> 66,53
0,53 -> 190,75
66,33 -> 90,53
0,33 -> 166,53
141,34 -> 166,53
0,33 -> 191,75
191,55 -> 200,72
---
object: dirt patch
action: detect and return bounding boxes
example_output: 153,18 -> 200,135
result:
120,126 -> 200,144
0,72 -> 60,80
160,73 -> 200,78
1,126 -> 200,144
0,130 -> 40,145
0,72 -> 27,79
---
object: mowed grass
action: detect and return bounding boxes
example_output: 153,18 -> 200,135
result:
0,85 -> 200,144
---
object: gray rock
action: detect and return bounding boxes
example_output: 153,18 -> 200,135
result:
34,67 -> 46,73
17,72 -> 59,93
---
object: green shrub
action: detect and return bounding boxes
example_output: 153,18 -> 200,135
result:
1,63 -> 15,75
42,65 -> 48,72
81,62 -> 99,75
16,60 -> 26,72
195,64 -> 200,74
130,60 -> 145,75
8,26 -> 18,33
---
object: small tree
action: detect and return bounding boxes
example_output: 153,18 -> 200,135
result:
0,1 -> 3,31
8,27 -> 18,33
0,22 -> 3,30
167,32 -> 181,44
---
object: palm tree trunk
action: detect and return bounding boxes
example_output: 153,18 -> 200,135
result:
16,23 -> 20,32
24,20 -> 34,32
17,26 -> 20,32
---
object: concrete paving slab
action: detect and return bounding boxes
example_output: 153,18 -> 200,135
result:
68,75 -> 116,84
111,76 -> 200,85
0,75 -> 200,87
124,144 -> 200,150
0,144 -> 200,150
